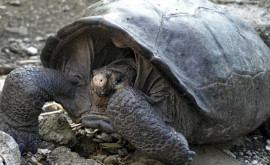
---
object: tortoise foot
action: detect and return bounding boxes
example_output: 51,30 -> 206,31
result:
1,122 -> 38,153
0,66 -> 77,154
107,86 -> 195,165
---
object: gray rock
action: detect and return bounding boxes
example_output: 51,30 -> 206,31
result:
0,157 -> 3,165
0,131 -> 21,165
95,132 -> 114,142
71,135 -> 99,157
8,1 -> 21,6
103,155 -> 119,164
5,26 -> 28,36
48,146 -> 100,165
118,148 -> 128,156
39,115 -> 76,146
23,46 -> 38,56
38,141 -> 55,150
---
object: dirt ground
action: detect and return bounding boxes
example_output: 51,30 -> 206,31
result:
0,0 -> 98,68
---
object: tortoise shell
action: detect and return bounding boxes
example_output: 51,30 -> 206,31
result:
40,0 -> 270,142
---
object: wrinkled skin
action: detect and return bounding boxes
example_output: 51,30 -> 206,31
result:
0,58 -> 195,165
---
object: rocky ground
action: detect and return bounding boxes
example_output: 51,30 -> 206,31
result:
0,0 -> 270,165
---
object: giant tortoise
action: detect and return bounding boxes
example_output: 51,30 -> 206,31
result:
1,0 -> 270,164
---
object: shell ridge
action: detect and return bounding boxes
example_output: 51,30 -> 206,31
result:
222,12 -> 262,61
198,18 -> 231,69
193,70 -> 267,89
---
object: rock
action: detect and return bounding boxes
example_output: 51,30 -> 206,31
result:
265,145 -> 270,151
252,160 -> 258,164
71,134 -> 99,157
92,155 -> 107,163
0,6 -> 6,9
96,132 -> 114,142
48,146 -> 100,165
118,148 -> 128,156
38,148 -> 51,156
266,139 -> 270,145
0,157 -> 3,165
62,5 -> 71,12
39,115 -> 76,146
24,46 -> 38,56
0,131 -> 21,165
23,38 -> 30,43
103,155 -> 119,164
35,36 -> 45,42
8,1 -> 21,6
246,150 -> 253,156
5,26 -> 28,36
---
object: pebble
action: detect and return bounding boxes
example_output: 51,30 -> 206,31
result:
23,38 -> 30,43
39,115 -> 76,146
35,36 -> 45,41
92,155 -> 107,162
8,1 -> 21,6
24,46 -> 38,55
103,155 -> 119,164
0,131 -> 21,165
62,5 -> 71,12
265,145 -> 270,151
0,157 -> 3,165
246,150 -> 253,156
0,6 -> 7,9
266,139 -> 270,145
96,132 -> 114,142
239,151 -> 244,156
118,148 -> 128,156
38,148 -> 51,156
5,26 -> 28,35
252,160 -> 258,164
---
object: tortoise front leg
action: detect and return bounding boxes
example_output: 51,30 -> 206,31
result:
0,66 -> 77,153
107,86 -> 195,165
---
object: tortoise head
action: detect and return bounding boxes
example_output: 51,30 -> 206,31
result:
91,58 -> 137,109
80,58 -> 136,132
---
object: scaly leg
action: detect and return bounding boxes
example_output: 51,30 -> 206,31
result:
107,86 -> 195,165
0,66 -> 77,153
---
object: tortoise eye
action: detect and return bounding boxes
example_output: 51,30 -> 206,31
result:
114,77 -> 123,85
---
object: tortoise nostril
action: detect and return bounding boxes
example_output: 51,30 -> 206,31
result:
93,74 -> 107,87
